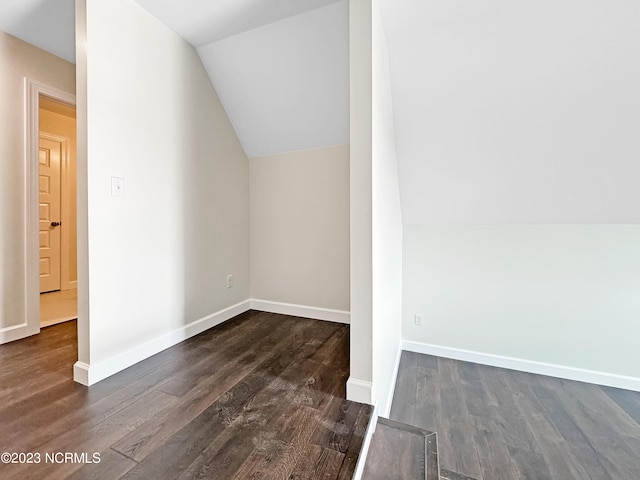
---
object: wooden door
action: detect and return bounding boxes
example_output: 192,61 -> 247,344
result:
39,136 -> 62,293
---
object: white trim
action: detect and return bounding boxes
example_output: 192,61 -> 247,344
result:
0,323 -> 33,344
73,362 -> 90,386
55,121 -> 75,292
72,299 -> 351,386
21,78 -> 76,345
250,299 -> 350,324
380,341 -> 402,418
73,300 -> 251,386
352,402 -> 378,480
403,340 -> 640,393
347,377 -> 373,404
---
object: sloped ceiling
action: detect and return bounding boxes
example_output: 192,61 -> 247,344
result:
134,0 -> 348,157
0,0 -> 75,63
133,0 -> 342,46
7,0 -> 639,218
1,0 -> 349,158
379,0 -> 640,225
197,1 -> 349,157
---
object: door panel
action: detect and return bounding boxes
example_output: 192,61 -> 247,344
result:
39,137 -> 62,293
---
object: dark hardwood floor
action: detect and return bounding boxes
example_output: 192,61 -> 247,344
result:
363,417 -> 438,480
390,351 -> 640,480
0,311 -> 371,479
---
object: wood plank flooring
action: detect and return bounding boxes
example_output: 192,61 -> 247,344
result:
0,311 -> 371,479
390,351 -> 640,480
363,417 -> 437,480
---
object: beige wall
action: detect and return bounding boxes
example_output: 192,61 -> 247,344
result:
250,145 -> 350,311
39,105 -> 77,289
80,0 -> 249,371
0,31 -> 75,333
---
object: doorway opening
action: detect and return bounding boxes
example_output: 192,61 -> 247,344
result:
38,96 -> 78,328
24,79 -> 77,339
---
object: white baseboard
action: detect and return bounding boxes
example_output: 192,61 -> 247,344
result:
73,361 -> 90,386
73,300 -> 251,386
0,323 -> 31,345
250,299 -> 350,324
352,402 -> 378,480
403,340 -> 640,393
347,377 -> 373,404
72,298 -> 351,387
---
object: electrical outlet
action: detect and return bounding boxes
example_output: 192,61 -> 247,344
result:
414,314 -> 424,326
226,274 -> 233,289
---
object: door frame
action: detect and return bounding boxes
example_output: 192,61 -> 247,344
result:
24,78 -> 76,338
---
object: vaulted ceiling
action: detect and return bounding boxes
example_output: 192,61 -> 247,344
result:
379,0 -> 640,225
196,1 -> 349,157
0,0 -> 348,158
4,0 -> 639,224
132,0 -> 342,46
0,0 -> 75,63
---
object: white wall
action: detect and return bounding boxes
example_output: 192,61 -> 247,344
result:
404,225 -> 640,384
197,0 -> 349,158
348,0 -> 402,409
79,0 -> 249,377
348,0 -> 374,404
383,1 -> 640,389
75,0 -> 89,365
250,145 -> 350,312
371,0 -> 402,416
0,31 -> 75,341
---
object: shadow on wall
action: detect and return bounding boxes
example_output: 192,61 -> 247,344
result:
176,44 -> 250,325
0,34 -> 25,332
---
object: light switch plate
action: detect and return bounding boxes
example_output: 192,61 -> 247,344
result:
111,177 -> 125,197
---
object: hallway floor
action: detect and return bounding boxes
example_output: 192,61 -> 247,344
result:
40,288 -> 77,327
0,312 -> 370,479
